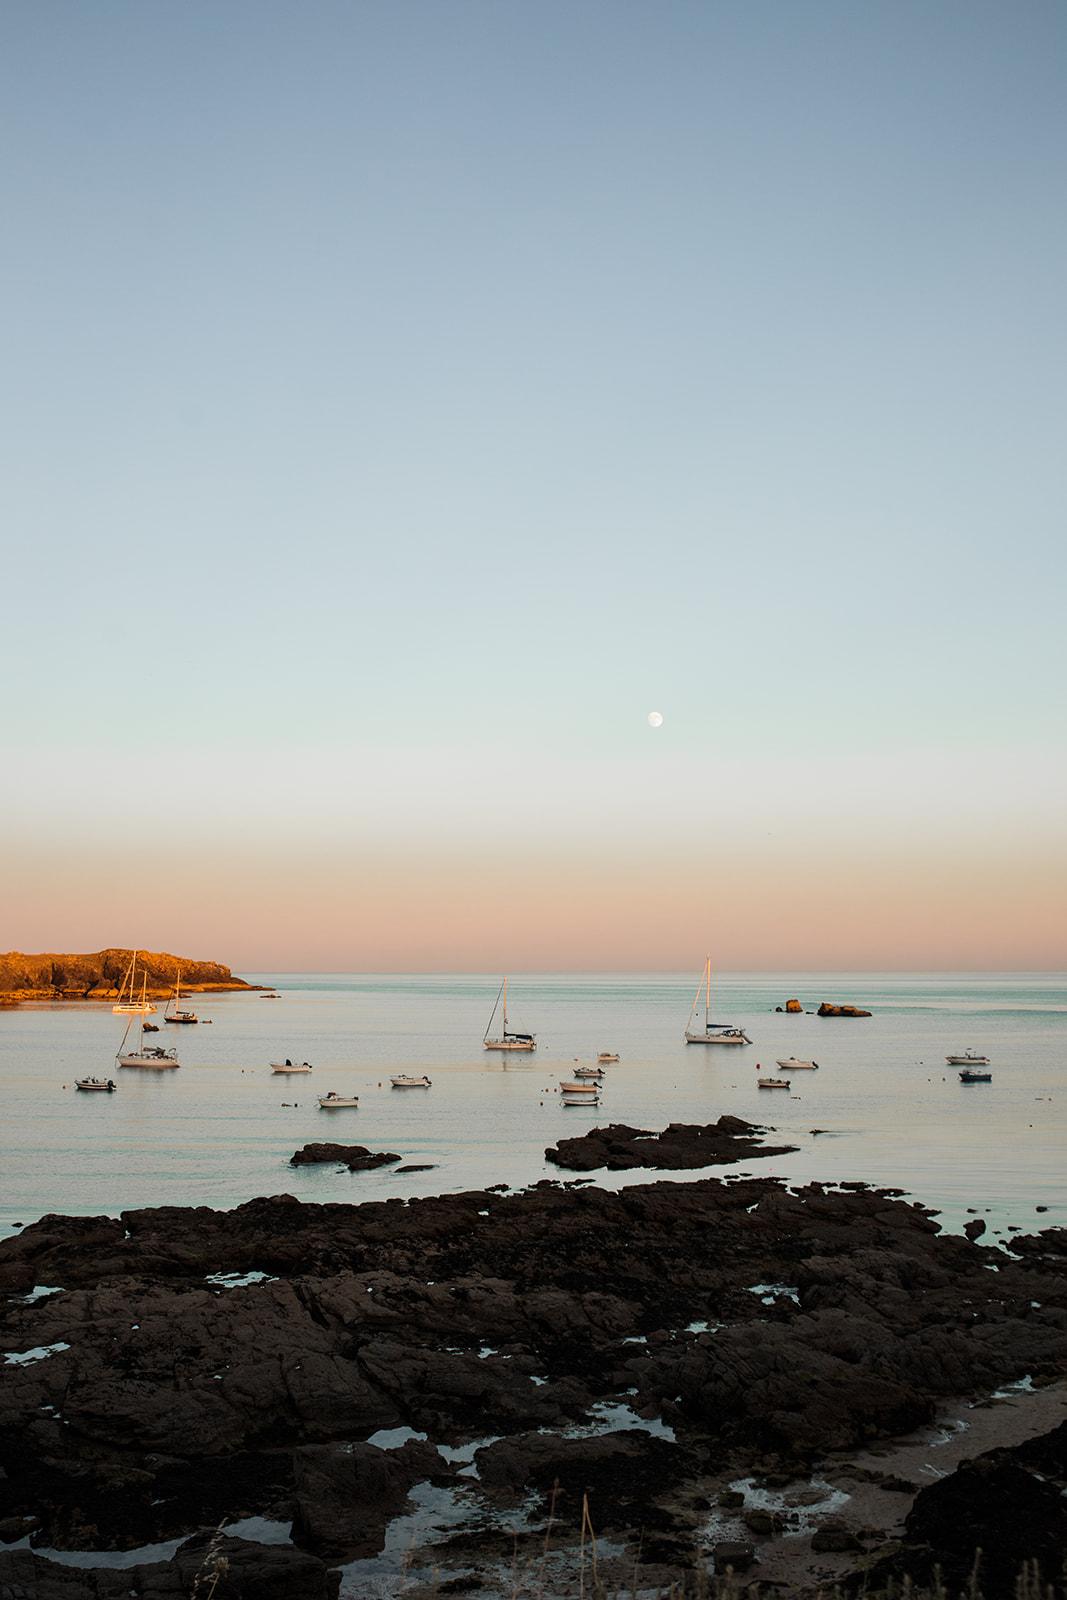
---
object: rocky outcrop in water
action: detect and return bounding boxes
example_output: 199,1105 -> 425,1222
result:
817,1002 -> 872,1018
290,1144 -> 400,1171
0,949 -> 254,1002
0,1166 -> 1064,1592
545,1116 -> 797,1171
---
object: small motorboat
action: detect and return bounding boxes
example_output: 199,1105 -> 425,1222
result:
776,1057 -> 819,1071
597,1052 -> 620,1063
271,1060 -> 313,1074
562,1089 -> 600,1107
959,1068 -> 993,1083
572,1064 -> 604,1080
947,1051 -> 990,1066
757,1077 -> 790,1090
391,1074 -> 432,1089
76,1077 -> 116,1092
559,1081 -> 600,1095
318,1092 -> 359,1108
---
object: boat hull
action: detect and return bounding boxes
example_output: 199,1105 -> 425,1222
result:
113,1005 -> 155,1015
271,1064 -> 313,1073
758,1078 -> 790,1089
959,1071 -> 992,1083
318,1098 -> 359,1108
118,1055 -> 180,1069
946,1055 -> 989,1066
685,1030 -> 750,1045
76,1080 -> 115,1092
776,1058 -> 819,1070
391,1077 -> 432,1088
483,1039 -> 536,1051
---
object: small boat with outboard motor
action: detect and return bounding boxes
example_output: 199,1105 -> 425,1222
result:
776,1057 -> 819,1070
271,1060 -> 313,1074
597,1052 -> 619,1063
946,1050 -> 990,1066
391,1074 -> 432,1089
958,1066 -> 993,1083
318,1091 -> 360,1108
757,1077 -> 790,1090
76,1077 -> 116,1092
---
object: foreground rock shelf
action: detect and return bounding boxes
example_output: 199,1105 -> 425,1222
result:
545,1115 -> 798,1170
1,1159 -> 1065,1597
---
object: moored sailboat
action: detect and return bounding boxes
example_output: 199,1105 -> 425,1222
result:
116,1016 -> 180,1069
163,968 -> 199,1025
112,952 -> 156,1015
483,978 -> 536,1052
684,957 -> 751,1045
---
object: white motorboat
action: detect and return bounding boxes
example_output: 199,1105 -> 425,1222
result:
271,1060 -> 313,1073
684,958 -> 751,1045
318,1092 -> 359,1108
597,1052 -> 620,1063
112,953 -> 156,1015
559,1080 -> 600,1095
116,1016 -> 180,1069
483,977 -> 536,1051
572,1064 -> 604,1080
757,1077 -> 790,1090
76,1077 -> 116,1092
391,1074 -> 432,1088
163,968 -> 199,1025
562,1092 -> 600,1106
776,1057 -> 819,1070
946,1050 -> 990,1066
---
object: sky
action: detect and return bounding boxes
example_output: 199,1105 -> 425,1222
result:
1,1 -> 1064,971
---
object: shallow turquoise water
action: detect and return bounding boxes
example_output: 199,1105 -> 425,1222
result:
2,972 -> 1064,1238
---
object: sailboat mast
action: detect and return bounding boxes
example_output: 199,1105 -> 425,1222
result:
705,956 -> 711,1030
502,976 -> 508,1034
484,978 -> 505,1042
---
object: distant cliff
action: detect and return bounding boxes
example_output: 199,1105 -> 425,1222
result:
0,949 -> 256,1003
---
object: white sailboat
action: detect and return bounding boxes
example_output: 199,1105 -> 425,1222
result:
163,967 -> 199,1025
483,977 -> 536,1052
116,1015 -> 180,1069
684,957 -> 751,1045
112,951 -> 156,1015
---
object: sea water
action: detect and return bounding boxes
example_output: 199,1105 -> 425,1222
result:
1,972 -> 1063,1239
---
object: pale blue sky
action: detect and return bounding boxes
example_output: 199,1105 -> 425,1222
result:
1,2 -> 1065,965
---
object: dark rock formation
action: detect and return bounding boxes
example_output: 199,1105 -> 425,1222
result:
289,1144 -> 401,1170
0,1533 -> 337,1598
545,1117 -> 798,1171
0,1160 -> 1064,1589
785,998 -> 803,1013
817,1002 -> 872,1018
864,1422 -> 1067,1597
0,949 -> 253,1002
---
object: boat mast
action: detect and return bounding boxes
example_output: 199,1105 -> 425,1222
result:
502,976 -> 509,1036
705,956 -> 711,1033
484,978 -> 505,1042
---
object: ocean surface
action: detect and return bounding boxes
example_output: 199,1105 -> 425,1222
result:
2,972 -> 1064,1241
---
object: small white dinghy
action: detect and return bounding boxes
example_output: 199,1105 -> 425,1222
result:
391,1074 -> 432,1089
318,1092 -> 359,1108
76,1077 -> 116,1092
776,1057 -> 819,1070
757,1077 -> 791,1090
562,1088 -> 600,1106
271,1060 -> 313,1073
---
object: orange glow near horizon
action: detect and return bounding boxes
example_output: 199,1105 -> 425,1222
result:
4,826 -> 1065,972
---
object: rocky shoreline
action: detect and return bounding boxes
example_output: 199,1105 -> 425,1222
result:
0,948 -> 256,1004
1,1137 -> 1064,1597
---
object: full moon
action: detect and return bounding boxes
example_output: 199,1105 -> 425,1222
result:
647,711 -> 664,728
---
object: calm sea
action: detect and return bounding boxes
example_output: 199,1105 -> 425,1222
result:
2,972 -> 1064,1241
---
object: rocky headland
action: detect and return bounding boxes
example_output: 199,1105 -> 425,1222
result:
0,949 -> 255,1004
1,1148 -> 1065,1597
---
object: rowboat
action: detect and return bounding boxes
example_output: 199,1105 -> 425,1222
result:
271,1061 -> 313,1074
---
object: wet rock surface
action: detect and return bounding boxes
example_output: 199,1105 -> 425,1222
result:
545,1115 -> 798,1171
0,1162 -> 1064,1594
